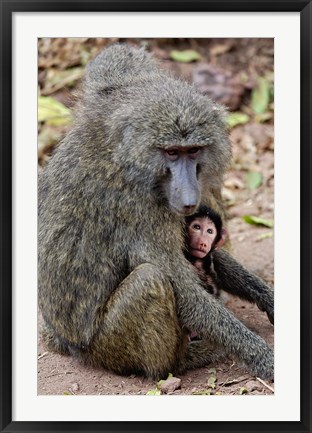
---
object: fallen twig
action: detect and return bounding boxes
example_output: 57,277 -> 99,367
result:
256,377 -> 274,392
38,352 -> 49,360
45,371 -> 74,378
219,375 -> 249,387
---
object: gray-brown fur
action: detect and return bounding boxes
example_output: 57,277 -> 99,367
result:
39,44 -> 274,380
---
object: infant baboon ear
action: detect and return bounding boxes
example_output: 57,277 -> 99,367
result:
214,227 -> 228,250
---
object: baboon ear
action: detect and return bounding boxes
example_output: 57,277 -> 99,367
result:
214,228 -> 228,250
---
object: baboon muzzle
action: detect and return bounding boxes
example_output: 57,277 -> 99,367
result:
169,159 -> 200,215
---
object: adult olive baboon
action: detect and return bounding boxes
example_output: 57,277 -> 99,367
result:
39,44 -> 274,380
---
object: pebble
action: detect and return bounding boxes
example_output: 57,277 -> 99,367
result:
160,377 -> 181,394
70,382 -> 79,393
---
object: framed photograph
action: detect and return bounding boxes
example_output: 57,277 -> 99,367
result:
1,1 -> 311,432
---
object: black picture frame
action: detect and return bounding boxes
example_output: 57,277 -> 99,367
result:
1,1 -> 311,432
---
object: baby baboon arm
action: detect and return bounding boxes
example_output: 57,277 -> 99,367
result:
213,249 -> 274,324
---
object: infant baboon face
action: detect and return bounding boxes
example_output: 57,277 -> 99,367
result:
186,217 -> 217,258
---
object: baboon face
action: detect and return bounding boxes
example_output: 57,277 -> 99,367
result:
90,56 -> 231,218
186,216 -> 217,258
115,111 -> 227,217
162,145 -> 203,216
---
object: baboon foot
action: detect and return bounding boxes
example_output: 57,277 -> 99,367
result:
40,320 -> 70,356
178,339 -> 225,373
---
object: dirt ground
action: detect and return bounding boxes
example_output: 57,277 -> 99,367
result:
38,38 -> 274,396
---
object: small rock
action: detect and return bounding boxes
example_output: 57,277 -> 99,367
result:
160,377 -> 181,394
70,382 -> 79,393
245,380 -> 263,392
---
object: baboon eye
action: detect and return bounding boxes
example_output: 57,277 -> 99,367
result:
207,228 -> 214,234
164,149 -> 179,161
166,149 -> 178,156
188,147 -> 200,154
193,224 -> 200,230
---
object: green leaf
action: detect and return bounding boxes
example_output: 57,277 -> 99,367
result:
243,215 -> 274,228
255,112 -> 273,123
245,171 -> 262,189
192,389 -> 212,395
45,67 -> 84,91
157,379 -> 165,388
251,77 -> 270,115
227,112 -> 250,128
170,49 -> 201,63
146,388 -> 161,396
256,232 -> 273,241
157,373 -> 173,389
207,375 -> 217,389
38,96 -> 72,126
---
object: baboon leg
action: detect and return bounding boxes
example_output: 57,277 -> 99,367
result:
178,339 -> 225,373
213,249 -> 274,324
84,264 -> 188,379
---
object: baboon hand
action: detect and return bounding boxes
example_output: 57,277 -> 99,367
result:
256,299 -> 274,325
248,346 -> 274,381
266,307 -> 274,325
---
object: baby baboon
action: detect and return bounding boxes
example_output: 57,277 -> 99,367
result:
39,44 -> 274,380
184,204 -> 225,296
